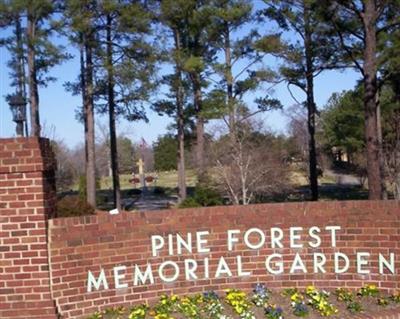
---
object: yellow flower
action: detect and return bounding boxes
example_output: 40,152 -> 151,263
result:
306,285 -> 316,294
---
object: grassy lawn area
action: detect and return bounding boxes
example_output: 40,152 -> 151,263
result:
99,170 -> 198,190
63,166 -> 370,207
98,168 -> 335,191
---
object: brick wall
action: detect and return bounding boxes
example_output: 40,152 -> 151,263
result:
1,137 -> 399,319
49,201 -> 400,319
0,138 -> 57,319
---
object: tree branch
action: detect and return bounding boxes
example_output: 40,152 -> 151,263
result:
233,55 -> 263,81
332,21 -> 365,76
287,82 -> 302,105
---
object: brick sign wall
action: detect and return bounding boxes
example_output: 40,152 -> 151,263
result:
49,201 -> 400,318
1,138 -> 400,319
0,138 -> 57,319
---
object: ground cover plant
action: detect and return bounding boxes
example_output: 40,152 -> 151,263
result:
86,284 -> 400,319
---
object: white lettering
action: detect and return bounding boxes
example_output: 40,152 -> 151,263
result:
357,252 -> 370,274
309,227 -> 321,248
334,252 -> 350,273
159,261 -> 180,282
177,233 -> 192,255
151,235 -> 164,257
290,253 -> 307,273
266,254 -> 283,274
134,264 -> 155,285
326,226 -> 341,247
290,227 -> 303,248
313,253 -> 326,273
237,256 -> 251,276
113,265 -> 127,289
168,234 -> 174,255
184,259 -> 198,280
270,228 -> 284,248
244,228 -> 265,250
196,231 -> 210,253
215,257 -> 233,278
379,253 -> 395,274
227,230 -> 241,251
204,257 -> 209,279
87,269 -> 109,292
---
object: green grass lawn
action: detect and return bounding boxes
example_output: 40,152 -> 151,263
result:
65,166 -> 371,206
99,170 -> 198,190
100,170 -> 197,194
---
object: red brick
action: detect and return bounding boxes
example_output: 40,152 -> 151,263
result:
2,137 -> 400,319
0,138 -> 57,319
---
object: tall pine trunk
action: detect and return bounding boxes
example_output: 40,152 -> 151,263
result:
376,92 -> 387,199
304,2 -> 319,201
174,30 -> 187,201
363,0 -> 383,199
79,37 -> 87,175
84,37 -> 96,207
15,15 -> 28,136
177,95 -> 187,201
27,10 -> 40,137
224,24 -> 235,132
193,74 -> 205,182
106,15 -> 121,210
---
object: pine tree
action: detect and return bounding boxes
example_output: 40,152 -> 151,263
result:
153,0 -> 200,201
207,0 -> 282,133
322,0 -> 400,199
181,0 -> 214,182
64,0 -> 98,207
94,0 -> 155,209
209,0 -> 255,131
261,0 -> 342,201
0,0 -> 69,136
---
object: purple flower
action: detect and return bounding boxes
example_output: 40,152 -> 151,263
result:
203,291 -> 219,300
254,283 -> 269,297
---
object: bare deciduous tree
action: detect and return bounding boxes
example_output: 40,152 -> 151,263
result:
286,105 -> 309,161
210,120 -> 290,205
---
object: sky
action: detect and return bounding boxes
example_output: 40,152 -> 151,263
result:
0,1 -> 361,148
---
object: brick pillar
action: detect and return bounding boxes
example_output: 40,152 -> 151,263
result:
0,138 -> 57,318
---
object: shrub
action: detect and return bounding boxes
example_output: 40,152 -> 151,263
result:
56,195 -> 95,217
126,188 -> 142,196
78,175 -> 101,200
193,186 -> 223,206
179,186 -> 222,208
153,186 -> 165,195
179,197 -> 202,208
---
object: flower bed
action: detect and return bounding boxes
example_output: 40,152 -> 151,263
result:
86,285 -> 400,319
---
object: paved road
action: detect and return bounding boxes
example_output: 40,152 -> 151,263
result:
325,169 -> 362,186
122,195 -> 177,211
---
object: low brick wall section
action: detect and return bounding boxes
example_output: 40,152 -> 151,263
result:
48,201 -> 400,318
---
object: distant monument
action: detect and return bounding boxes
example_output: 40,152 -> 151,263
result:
136,157 -> 147,195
